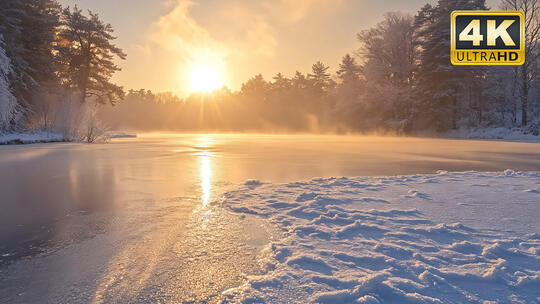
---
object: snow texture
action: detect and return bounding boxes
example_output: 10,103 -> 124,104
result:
0,130 -> 63,145
447,127 -> 540,141
0,35 -> 22,131
222,171 -> 540,303
106,131 -> 137,138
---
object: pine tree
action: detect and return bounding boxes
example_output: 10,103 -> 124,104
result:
0,0 -> 61,107
308,61 -> 335,91
56,6 -> 126,104
271,73 -> 291,91
20,0 -> 61,93
337,54 -> 360,84
240,74 -> 268,101
334,54 -> 362,117
290,71 -> 310,106
292,71 -> 309,90
414,0 -> 487,130
0,0 -> 30,105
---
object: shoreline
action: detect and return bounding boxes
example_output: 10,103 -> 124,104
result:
0,131 -> 137,145
1,130 -> 539,146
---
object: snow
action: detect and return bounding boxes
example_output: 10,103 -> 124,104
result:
0,35 -> 23,131
0,130 -> 64,145
221,171 -> 540,303
447,127 -> 540,141
106,131 -> 137,139
0,129 -> 136,145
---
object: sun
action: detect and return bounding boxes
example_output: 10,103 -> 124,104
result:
189,65 -> 223,93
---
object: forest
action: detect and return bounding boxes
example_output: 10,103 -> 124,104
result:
0,0 -> 125,141
1,0 -> 540,139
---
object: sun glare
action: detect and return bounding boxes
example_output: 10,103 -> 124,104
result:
189,65 -> 222,93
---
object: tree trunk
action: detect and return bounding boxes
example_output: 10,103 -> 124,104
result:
80,85 -> 87,103
80,48 -> 91,103
511,67 -> 518,125
452,95 -> 457,130
521,65 -> 528,126
478,91 -> 483,126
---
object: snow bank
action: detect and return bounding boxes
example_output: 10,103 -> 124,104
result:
222,171 -> 540,303
0,130 -> 64,145
447,127 -> 540,141
107,131 -> 137,139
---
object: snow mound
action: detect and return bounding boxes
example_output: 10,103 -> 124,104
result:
222,171 -> 540,303
0,130 -> 64,145
448,127 -> 540,141
107,131 -> 137,138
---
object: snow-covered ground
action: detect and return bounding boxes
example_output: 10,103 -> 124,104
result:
106,131 -> 137,138
222,171 -> 540,303
447,127 -> 540,141
0,130 -> 64,145
0,130 -> 136,144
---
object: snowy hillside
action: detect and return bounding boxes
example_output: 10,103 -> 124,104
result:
222,171 -> 540,303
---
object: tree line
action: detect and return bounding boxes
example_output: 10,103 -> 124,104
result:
101,0 -> 540,134
0,0 -> 125,136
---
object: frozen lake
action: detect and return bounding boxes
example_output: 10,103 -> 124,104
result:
1,134 -> 540,303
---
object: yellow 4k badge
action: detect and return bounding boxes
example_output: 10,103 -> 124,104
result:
451,11 -> 525,65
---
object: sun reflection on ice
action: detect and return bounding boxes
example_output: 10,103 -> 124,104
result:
199,145 -> 212,209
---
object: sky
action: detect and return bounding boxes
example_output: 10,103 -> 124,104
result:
59,0 -> 499,96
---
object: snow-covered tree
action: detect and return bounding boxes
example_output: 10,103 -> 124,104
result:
0,35 -> 22,131
484,67 -> 521,126
355,12 -> 417,130
0,0 -> 30,105
0,0 -> 60,106
413,0 -> 487,130
500,0 -> 540,126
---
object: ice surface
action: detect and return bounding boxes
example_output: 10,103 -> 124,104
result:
222,171 -> 540,303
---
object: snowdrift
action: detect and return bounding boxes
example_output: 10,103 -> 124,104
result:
222,171 -> 540,303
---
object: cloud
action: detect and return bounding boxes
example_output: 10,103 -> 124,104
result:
151,0 -> 227,66
245,21 -> 277,57
268,0 -> 343,23
149,0 -> 342,62
144,0 -> 345,95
